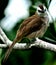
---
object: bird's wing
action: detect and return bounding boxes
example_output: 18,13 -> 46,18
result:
19,15 -> 43,37
19,15 -> 37,30
25,17 -> 43,38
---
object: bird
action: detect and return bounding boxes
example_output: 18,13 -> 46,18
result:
3,4 -> 49,63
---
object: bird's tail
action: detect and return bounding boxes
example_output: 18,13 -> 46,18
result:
3,38 -> 19,63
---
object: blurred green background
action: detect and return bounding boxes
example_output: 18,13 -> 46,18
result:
0,0 -> 56,65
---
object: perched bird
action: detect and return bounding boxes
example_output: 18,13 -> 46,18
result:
3,4 -> 49,63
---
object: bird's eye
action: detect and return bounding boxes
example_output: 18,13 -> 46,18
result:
38,9 -> 46,13
38,10 -> 41,12
38,10 -> 44,13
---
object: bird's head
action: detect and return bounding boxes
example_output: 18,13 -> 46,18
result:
37,5 -> 47,17
34,4 -> 48,17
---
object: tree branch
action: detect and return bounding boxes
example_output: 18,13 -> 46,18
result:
0,27 -> 56,52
